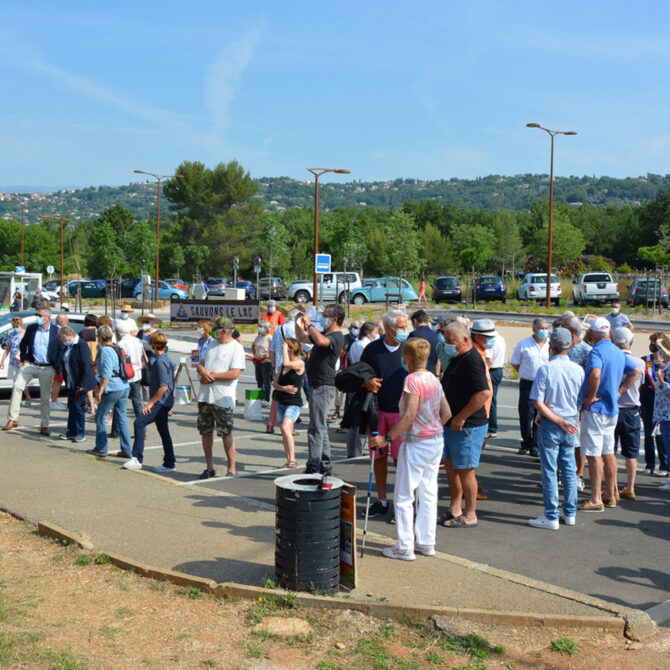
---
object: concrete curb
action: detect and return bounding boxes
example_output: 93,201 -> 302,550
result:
33,520 -> 632,637
357,529 -> 658,640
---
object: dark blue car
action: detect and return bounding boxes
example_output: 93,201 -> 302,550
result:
474,275 -> 506,303
235,280 -> 257,301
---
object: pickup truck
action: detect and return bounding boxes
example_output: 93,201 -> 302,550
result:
572,272 -> 619,306
287,272 -> 362,304
350,277 -> 418,304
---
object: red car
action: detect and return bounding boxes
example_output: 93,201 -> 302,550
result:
166,278 -> 188,292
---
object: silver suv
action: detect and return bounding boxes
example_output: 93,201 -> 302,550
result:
287,272 -> 362,304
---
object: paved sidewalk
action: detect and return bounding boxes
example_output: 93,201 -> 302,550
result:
0,427 -> 654,634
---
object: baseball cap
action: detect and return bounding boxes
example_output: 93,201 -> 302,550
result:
431,315 -> 444,326
589,317 -> 610,335
550,327 -> 572,351
612,327 -> 633,345
211,316 -> 234,330
470,318 -> 496,337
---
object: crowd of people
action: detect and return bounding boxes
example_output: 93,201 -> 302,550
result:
2,299 -> 669,562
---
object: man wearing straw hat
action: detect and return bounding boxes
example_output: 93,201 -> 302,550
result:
115,304 -> 138,334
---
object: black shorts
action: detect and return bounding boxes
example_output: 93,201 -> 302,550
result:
615,407 -> 641,458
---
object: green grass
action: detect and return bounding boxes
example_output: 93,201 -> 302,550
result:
95,553 -> 111,565
354,636 -> 389,667
438,632 -> 504,660
178,586 -> 203,599
115,606 -> 134,619
44,647 -> 86,670
424,650 -> 444,664
551,636 -> 579,657
74,556 -> 92,566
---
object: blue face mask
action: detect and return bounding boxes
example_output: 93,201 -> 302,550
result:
537,329 -> 549,340
394,329 -> 408,344
121,312 -> 129,320
401,359 -> 409,372
36,317 -> 45,326
485,337 -> 496,349
437,332 -> 445,345
63,339 -> 74,347
320,315 -> 331,329
442,342 -> 459,359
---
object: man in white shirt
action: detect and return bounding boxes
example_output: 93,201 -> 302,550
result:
115,304 -> 139,334
116,319 -> 145,425
485,329 -> 506,437
605,302 -> 633,333
510,319 -> 550,457
195,316 -> 246,478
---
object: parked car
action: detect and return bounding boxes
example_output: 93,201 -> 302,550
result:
257,277 -> 286,300
0,311 -> 88,392
349,277 -> 418,304
67,279 -> 106,298
234,280 -> 257,301
517,273 -> 562,305
288,272 -> 362,304
43,279 -> 66,296
474,275 -> 506,302
105,278 -> 141,299
572,272 -> 619,306
432,276 -> 462,303
133,280 -> 189,301
625,278 -> 669,307
204,277 -> 228,296
166,278 -> 189,292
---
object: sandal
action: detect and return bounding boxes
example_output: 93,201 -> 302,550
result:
440,516 -> 477,528
437,510 -> 457,524
266,425 -> 274,434
284,461 -> 297,469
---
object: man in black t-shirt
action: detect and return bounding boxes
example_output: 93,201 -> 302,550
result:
295,303 -> 345,475
439,321 -> 490,529
408,309 -> 440,376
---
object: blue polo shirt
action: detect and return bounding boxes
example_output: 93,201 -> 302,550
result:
580,339 -> 636,416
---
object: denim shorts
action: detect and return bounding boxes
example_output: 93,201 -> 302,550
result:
615,407 -> 641,458
442,423 -> 488,469
276,403 -> 301,424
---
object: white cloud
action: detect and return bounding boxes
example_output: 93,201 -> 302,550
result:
204,27 -> 262,138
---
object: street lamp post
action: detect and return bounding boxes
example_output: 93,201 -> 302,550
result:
307,167 -> 351,306
134,170 -> 184,307
38,214 -> 67,309
526,123 -> 577,308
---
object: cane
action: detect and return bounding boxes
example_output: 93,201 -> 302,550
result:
360,441 -> 377,558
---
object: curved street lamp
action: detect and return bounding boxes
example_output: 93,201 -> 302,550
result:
307,167 -> 351,306
134,170 -> 184,306
526,123 -> 577,308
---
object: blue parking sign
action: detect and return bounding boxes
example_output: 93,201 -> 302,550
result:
315,253 -> 331,274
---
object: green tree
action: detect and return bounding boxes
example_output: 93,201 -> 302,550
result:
261,216 -> 291,283
88,220 -> 124,278
492,211 -> 523,275
419,222 -> 457,274
528,217 -> 585,268
451,223 -> 496,271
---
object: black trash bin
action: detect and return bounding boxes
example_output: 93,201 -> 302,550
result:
274,474 -> 344,593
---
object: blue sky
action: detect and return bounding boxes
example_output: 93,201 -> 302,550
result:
2,1 -> 669,189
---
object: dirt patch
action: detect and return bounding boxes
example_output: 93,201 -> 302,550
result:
0,511 -> 667,669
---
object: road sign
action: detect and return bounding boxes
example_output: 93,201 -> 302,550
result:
15,266 -> 25,273
315,253 -> 331,274
46,265 -> 55,275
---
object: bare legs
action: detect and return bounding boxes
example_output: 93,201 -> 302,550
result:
202,433 -> 237,475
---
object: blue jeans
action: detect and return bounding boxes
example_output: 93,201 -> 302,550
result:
95,388 -> 131,455
538,418 -> 577,520
132,402 -> 174,468
489,367 -> 503,433
658,421 -> 670,472
111,381 -> 142,436
66,387 -> 86,439
640,388 -> 668,472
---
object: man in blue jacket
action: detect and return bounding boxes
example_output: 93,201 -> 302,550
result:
3,307 -> 63,436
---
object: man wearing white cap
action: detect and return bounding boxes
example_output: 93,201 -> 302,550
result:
528,327 -> 584,529
613,327 -> 644,500
579,317 -> 639,511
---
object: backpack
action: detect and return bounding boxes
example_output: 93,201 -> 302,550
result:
111,344 -> 134,381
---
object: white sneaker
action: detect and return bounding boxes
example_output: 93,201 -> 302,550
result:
414,543 -> 436,556
659,480 -> 670,490
382,545 -> 416,561
561,515 -> 576,526
655,470 -> 669,477
51,401 -> 66,410
122,457 -> 142,470
154,465 -> 175,473
528,514 -> 559,530
577,476 -> 585,492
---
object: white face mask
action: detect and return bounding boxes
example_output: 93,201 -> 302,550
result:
197,327 -> 204,335
612,307 -> 620,315
142,323 -> 151,332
